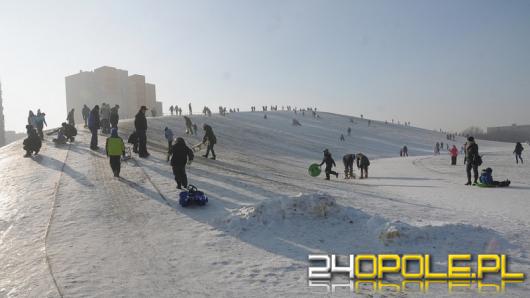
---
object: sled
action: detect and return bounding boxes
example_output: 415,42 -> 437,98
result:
192,141 -> 208,152
476,181 -> 511,188
122,146 -> 132,161
179,185 -> 208,207
308,163 -> 321,177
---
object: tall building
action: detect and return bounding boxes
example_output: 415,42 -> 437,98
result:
0,81 -> 6,147
65,66 -> 163,124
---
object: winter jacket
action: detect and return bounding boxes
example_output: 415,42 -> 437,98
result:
171,139 -> 194,167
450,147 -> 459,157
127,132 -> 138,144
343,154 -> 355,165
203,125 -> 217,144
164,129 -> 174,141
514,143 -> 524,154
466,141 -> 479,165
106,136 -> 125,156
134,111 -> 148,131
110,108 -> 119,126
320,153 -> 336,168
82,106 -> 90,118
88,108 -> 100,129
479,170 -> 494,185
357,154 -> 370,168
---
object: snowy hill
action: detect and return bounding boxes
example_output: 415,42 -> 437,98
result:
0,111 -> 528,297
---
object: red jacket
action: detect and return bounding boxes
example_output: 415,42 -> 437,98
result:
450,147 -> 459,157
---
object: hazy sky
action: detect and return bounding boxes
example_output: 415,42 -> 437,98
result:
1,0 -> 529,132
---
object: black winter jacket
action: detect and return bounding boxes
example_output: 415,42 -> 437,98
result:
135,111 -> 147,131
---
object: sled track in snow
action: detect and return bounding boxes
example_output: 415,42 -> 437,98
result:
44,143 -> 71,298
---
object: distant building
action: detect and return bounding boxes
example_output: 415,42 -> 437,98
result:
5,130 -> 25,145
0,82 -> 5,147
486,124 -> 530,143
65,66 -> 163,124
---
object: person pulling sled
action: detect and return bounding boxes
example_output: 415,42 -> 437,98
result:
171,137 -> 194,189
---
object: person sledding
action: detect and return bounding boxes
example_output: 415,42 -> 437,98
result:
478,168 -> 510,187
356,153 -> 370,179
201,124 -> 217,160
320,149 -> 339,180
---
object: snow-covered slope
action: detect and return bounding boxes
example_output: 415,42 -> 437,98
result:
0,111 -> 528,297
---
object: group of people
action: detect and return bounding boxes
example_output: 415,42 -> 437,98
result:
27,109 -> 47,140
319,149 -> 370,180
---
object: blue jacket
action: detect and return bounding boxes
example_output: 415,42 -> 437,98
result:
479,172 -> 493,185
164,129 -> 174,141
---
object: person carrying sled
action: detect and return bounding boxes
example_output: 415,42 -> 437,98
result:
171,137 -> 194,189
356,153 -> 370,179
465,136 -> 481,185
450,145 -> 459,165
479,168 -> 510,187
202,124 -> 217,160
164,127 -> 174,161
342,154 -> 355,179
320,149 -> 339,180
105,128 -> 125,177
23,125 -> 42,157
88,105 -> 100,150
135,106 -> 150,158
514,142 -> 524,164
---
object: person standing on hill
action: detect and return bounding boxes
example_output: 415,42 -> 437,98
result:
34,110 -> 47,140
202,124 -> 217,160
347,127 -> 351,136
356,153 -> 370,179
164,127 -> 174,162
135,106 -> 150,158
402,145 -> 409,157
169,105 -> 174,116
450,145 -> 459,165
188,103 -> 192,115
320,149 -> 338,180
82,104 -> 90,127
67,108 -> 75,126
88,105 -> 100,150
183,116 -> 193,135
342,154 -> 355,179
514,142 -> 524,164
105,128 -> 125,177
171,137 -> 194,189
465,136 -> 480,185
110,105 -> 120,129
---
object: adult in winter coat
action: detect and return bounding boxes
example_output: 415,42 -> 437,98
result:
100,103 -> 111,134
171,137 -> 194,189
320,149 -> 338,180
82,104 -> 90,127
342,154 -> 355,179
67,108 -> 75,126
105,128 -> 125,177
514,142 -> 524,164
465,136 -> 480,185
134,106 -> 149,158
28,110 -> 36,127
88,105 -> 101,150
23,125 -> 42,157
110,105 -> 120,129
164,127 -> 174,161
356,153 -> 370,179
34,111 -> 47,140
402,145 -> 409,157
202,124 -> 217,159
450,145 -> 459,165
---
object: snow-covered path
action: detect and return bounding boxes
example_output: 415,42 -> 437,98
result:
1,111 -> 529,297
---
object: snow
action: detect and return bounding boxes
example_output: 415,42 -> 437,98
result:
0,111 -> 529,297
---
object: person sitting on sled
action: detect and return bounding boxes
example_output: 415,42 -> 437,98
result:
479,168 -> 511,187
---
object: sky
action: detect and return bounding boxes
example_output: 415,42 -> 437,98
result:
1,0 -> 529,132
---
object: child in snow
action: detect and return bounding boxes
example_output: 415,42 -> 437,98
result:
164,127 -> 174,161
106,128 -> 125,177
320,149 -> 339,180
171,137 -> 194,189
23,125 -> 42,157
356,153 -> 370,179
450,145 -> 459,165
479,168 -> 510,187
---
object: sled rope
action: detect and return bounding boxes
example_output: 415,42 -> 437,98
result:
132,157 -> 172,207
44,144 -> 71,298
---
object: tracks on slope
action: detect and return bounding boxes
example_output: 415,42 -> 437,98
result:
44,143 -> 71,298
